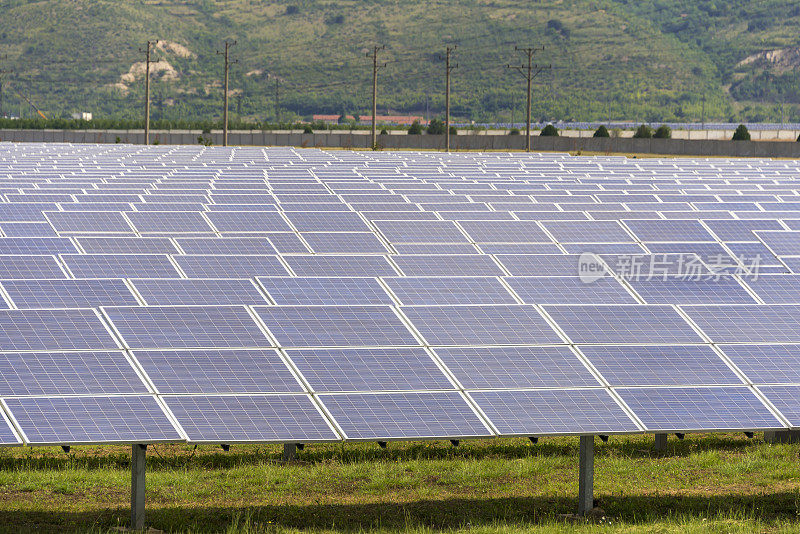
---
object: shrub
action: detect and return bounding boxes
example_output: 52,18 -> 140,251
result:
286,5 -> 299,14
796,133 -> 800,142
302,124 -> 313,134
593,125 -> 610,138
380,128 -> 388,135
408,121 -> 422,135
653,125 -> 672,139
509,128 -> 520,135
540,124 -> 559,136
732,124 -> 751,141
449,125 -> 457,135
426,118 -> 445,135
633,124 -> 653,138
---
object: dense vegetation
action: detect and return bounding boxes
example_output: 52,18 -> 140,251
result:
0,0 -> 799,124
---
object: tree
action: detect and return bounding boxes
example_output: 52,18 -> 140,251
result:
633,124 -> 653,138
593,125 -> 610,138
426,118 -> 445,135
653,125 -> 672,139
303,124 -> 313,134
449,125 -> 457,135
540,124 -> 559,136
408,120 -> 423,135
732,124 -> 751,141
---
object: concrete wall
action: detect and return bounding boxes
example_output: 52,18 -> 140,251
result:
4,129 -> 800,158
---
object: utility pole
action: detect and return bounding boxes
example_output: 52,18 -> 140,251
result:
139,41 -> 157,145
506,46 -> 550,152
217,39 -> 237,147
274,78 -> 280,124
366,45 -> 386,149
445,45 -> 458,152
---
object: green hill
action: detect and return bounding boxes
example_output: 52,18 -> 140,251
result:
0,0 -> 798,124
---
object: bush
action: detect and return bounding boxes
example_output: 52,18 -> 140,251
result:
540,124 -> 559,136
426,118 -> 445,135
509,128 -> 520,135
593,125 -> 610,138
653,125 -> 672,139
302,124 -> 313,134
285,5 -> 299,14
633,124 -> 653,138
796,133 -> 800,142
732,124 -> 751,141
408,121 -> 423,135
380,128 -> 388,135
449,125 -> 457,135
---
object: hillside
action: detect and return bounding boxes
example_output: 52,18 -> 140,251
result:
0,0 -> 798,124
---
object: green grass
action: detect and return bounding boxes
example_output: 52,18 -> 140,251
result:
0,434 -> 799,533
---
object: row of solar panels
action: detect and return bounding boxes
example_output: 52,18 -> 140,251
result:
2,272 -> 800,308
0,341 -> 799,446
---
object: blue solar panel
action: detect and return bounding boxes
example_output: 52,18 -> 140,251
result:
130,278 -> 269,306
392,255 -> 505,276
374,220 -> 470,244
719,345 -> 800,384
0,255 -> 67,279
2,279 -> 139,308
542,220 -> 634,243
681,304 -> 800,343
756,386 -> 800,429
205,211 -> 293,232
384,277 -> 516,305
175,237 -> 277,255
319,391 -> 492,440
0,351 -> 148,395
616,386 -> 784,432
435,346 -> 600,389
470,389 -> 640,436
133,349 -> 302,393
164,394 -> 338,442
6,395 -> 181,445
458,221 -> 552,243
257,277 -> 393,305
45,211 -> 134,233
505,276 -> 637,305
104,306 -> 272,349
755,231 -> 800,256
173,255 -> 290,277
579,345 -> 741,386
623,219 -> 716,242
253,305 -> 418,347
402,305 -> 563,345
0,309 -> 120,351
75,237 -> 180,254
543,304 -> 704,344
285,211 -> 371,232
703,220 -> 784,242
628,276 -> 756,304
494,254 -> 597,276
302,232 -> 390,254
284,255 -> 398,277
286,347 -> 453,392
742,275 -> 800,304
61,254 -> 182,278
0,237 -> 77,254
1,221 -> 58,237
126,211 -> 215,233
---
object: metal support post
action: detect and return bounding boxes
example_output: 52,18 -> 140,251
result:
578,435 -> 594,515
654,433 -> 668,451
131,444 -> 147,530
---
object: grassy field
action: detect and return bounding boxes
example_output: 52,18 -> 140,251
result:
0,434 -> 799,533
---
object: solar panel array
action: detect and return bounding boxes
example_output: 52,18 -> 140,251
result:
1,143 -> 800,446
